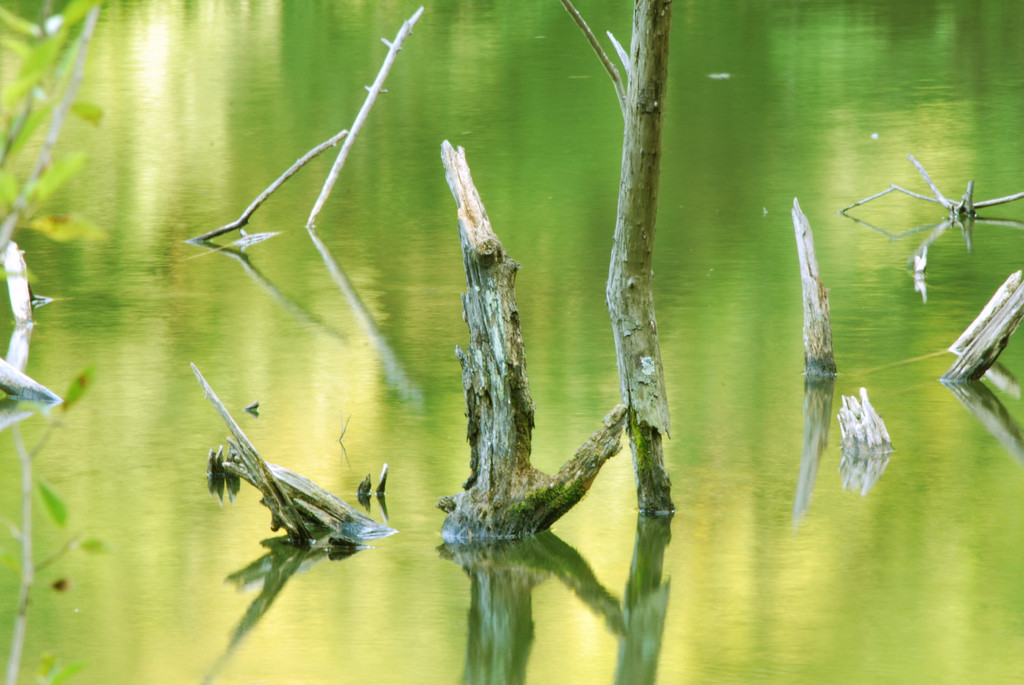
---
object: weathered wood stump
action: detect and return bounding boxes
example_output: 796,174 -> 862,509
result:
792,198 -> 837,378
837,387 -> 892,495
943,270 -> 1024,382
437,141 -> 627,541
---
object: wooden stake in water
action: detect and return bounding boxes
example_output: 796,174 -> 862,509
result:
792,198 -> 837,378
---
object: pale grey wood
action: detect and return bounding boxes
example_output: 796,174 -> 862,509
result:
838,387 -> 892,454
306,7 -> 424,230
944,271 -> 1024,382
792,198 -> 837,378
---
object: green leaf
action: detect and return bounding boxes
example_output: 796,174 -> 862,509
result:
49,661 -> 86,685
2,34 -> 65,109
78,537 -> 111,554
37,652 -> 57,680
61,0 -> 102,30
36,478 -> 68,528
31,151 -> 86,203
0,551 -> 19,573
0,169 -> 17,210
0,7 -> 41,38
2,37 -> 33,60
7,102 -> 56,159
63,365 -> 95,410
70,101 -> 102,125
29,215 -> 106,242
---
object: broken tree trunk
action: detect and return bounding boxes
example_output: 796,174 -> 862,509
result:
837,387 -> 893,496
193,364 -> 395,545
943,270 -> 1024,382
792,199 -> 837,378
606,0 -> 675,515
436,141 -> 627,541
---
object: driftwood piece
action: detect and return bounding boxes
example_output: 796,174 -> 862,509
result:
840,154 -> 1024,221
943,271 -> 1024,382
436,141 -> 627,540
0,357 -> 61,404
193,364 -> 395,544
837,388 -> 892,495
792,198 -> 837,378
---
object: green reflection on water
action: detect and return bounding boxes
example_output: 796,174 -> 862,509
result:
3,0 -> 1024,683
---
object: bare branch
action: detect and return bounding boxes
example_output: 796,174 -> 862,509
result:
189,130 -> 348,242
306,7 -> 425,230
558,0 -> 626,117
606,30 -> 629,78
908,154 -> 953,209
973,190 -> 1024,209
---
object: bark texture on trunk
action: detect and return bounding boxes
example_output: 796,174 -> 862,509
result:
607,0 -> 675,514
438,141 -> 627,540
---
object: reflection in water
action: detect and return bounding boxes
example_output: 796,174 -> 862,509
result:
943,377 -> 1024,467
306,227 -> 422,403
793,378 -> 835,523
204,536 -> 364,683
839,450 -> 892,496
194,243 -> 345,340
441,532 -> 623,685
616,515 -> 672,685
442,519 -> 672,684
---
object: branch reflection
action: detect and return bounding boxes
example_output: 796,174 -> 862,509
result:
204,536 -> 365,683
442,517 -> 673,684
793,377 -> 835,524
942,377 -> 1024,466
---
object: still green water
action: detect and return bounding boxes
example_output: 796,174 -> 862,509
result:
4,1 -> 1024,682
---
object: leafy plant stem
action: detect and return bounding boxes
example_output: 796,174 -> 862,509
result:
6,426 -> 33,685
0,5 -> 100,254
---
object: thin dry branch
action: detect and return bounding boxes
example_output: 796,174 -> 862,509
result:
189,130 -> 349,242
191,364 -> 311,543
841,154 -> 1024,220
306,7 -> 424,230
558,0 -> 627,117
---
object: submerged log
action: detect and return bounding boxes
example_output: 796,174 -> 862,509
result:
792,198 -> 837,378
943,271 -> 1024,382
437,141 -> 627,541
193,364 -> 394,545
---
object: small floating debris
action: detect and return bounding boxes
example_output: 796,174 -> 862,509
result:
243,401 -> 259,416
707,73 -> 731,80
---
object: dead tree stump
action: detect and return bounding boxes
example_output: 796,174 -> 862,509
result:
437,141 -> 627,541
792,198 -> 837,378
